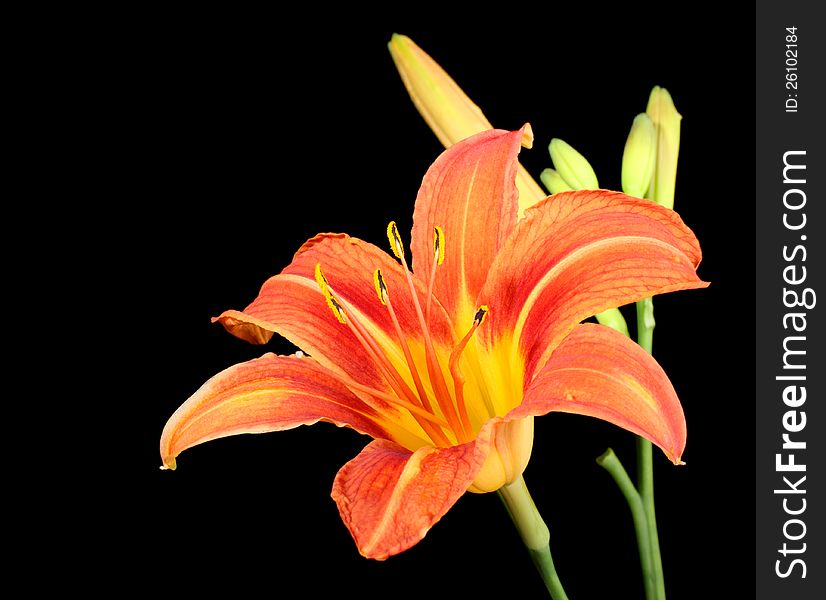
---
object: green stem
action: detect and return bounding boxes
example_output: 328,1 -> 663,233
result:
636,297 -> 666,600
596,449 -> 655,599
636,298 -> 655,355
498,475 -> 569,599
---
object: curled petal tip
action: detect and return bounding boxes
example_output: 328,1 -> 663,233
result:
520,123 -> 534,149
666,449 -> 685,466
160,457 -> 177,471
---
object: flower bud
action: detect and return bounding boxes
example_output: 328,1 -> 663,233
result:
646,86 -> 682,209
548,138 -> 599,190
539,168 -> 573,195
621,113 -> 657,199
388,33 -> 491,149
389,34 -> 547,214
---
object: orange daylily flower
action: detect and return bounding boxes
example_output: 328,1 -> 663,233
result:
160,126 -> 707,560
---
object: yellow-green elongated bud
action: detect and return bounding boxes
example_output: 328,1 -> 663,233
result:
388,33 -> 491,150
539,168 -> 573,195
621,113 -> 657,199
646,86 -> 682,209
548,138 -> 599,190
388,33 -> 546,216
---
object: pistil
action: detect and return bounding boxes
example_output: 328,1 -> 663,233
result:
374,268 -> 452,445
425,226 -> 444,325
449,306 -> 488,435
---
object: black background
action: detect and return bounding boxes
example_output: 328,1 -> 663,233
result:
132,7 -> 754,598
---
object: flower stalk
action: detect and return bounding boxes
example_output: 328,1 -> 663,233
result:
633,85 -> 682,600
635,298 -> 666,600
596,449 -> 655,599
612,85 -> 683,600
498,475 -> 569,599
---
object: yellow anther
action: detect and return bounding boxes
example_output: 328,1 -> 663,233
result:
473,305 -> 489,326
314,263 -> 347,324
387,221 -> 405,260
314,263 -> 330,292
327,296 -> 347,324
373,268 -> 388,305
433,226 -> 445,266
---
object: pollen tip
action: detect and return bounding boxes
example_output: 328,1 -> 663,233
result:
328,296 -> 347,324
433,225 -> 445,265
373,268 -> 388,305
314,263 -> 347,324
474,305 -> 489,325
314,263 -> 329,291
386,221 -> 405,260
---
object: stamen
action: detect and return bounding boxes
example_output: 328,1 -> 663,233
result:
328,368 -> 449,428
386,221 -> 405,260
425,226 -> 444,324
433,226 -> 445,266
387,224 -> 467,442
373,268 -> 388,306
326,276 -> 452,447
449,306 -> 489,436
315,264 -> 347,324
373,268 -> 450,445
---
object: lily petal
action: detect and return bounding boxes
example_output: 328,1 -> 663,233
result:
215,234 -> 454,391
160,353 -> 394,470
332,435 -> 490,559
479,189 -> 708,382
287,233 -> 454,347
216,274 -> 387,392
411,128 -> 529,325
512,323 -> 686,464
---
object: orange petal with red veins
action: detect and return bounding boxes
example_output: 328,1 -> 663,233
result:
214,234 -> 453,394
411,128 -> 528,325
215,274 -> 390,394
512,323 -> 686,464
479,190 -> 708,381
332,436 -> 490,559
160,353 -> 390,470
285,233 -> 454,347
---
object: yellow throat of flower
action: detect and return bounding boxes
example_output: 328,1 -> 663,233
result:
314,222 -> 532,492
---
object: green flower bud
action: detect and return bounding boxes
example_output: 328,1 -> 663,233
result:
646,86 -> 682,209
539,168 -> 573,195
595,307 -> 630,337
621,113 -> 657,199
548,138 -> 599,190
